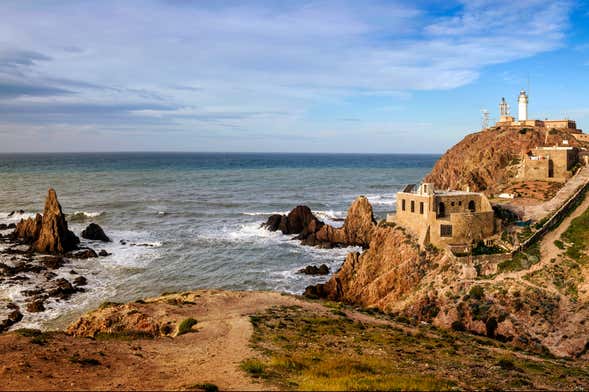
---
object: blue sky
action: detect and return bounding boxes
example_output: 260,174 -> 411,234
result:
0,0 -> 588,153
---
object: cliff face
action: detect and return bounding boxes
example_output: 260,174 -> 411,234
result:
424,126 -> 585,194
307,196 -> 589,358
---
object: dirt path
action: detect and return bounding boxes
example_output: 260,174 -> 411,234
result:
524,166 -> 589,221
0,290 -> 327,391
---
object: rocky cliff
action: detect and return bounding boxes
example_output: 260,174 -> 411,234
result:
424,126 -> 586,194
305,195 -> 589,358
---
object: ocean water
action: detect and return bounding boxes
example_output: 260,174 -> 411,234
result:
0,153 -> 438,328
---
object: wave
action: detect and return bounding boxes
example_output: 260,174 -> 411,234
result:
241,211 -> 289,216
68,211 -> 105,221
365,193 -> 397,207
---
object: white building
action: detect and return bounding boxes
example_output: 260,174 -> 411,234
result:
518,89 -> 528,121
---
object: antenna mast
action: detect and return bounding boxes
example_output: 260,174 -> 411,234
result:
481,109 -> 490,130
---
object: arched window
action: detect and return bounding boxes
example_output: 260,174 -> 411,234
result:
437,202 -> 446,218
468,200 -> 475,212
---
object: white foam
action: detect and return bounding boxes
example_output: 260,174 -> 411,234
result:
0,211 -> 37,224
241,211 -> 289,216
365,193 -> 397,206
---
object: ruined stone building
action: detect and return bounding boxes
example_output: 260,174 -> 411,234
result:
389,183 -> 498,251
521,146 -> 579,182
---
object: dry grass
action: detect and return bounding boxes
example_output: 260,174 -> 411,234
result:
244,304 -> 589,390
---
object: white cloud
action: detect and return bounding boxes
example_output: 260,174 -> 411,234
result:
0,0 -> 574,151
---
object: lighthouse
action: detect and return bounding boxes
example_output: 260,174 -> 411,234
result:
518,89 -> 528,121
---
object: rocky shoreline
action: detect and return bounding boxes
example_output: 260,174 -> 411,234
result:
0,189 -> 111,332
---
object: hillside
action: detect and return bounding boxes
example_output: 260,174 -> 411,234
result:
2,290 -> 588,391
424,126 -> 587,195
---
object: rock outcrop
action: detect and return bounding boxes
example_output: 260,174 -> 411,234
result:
13,188 -> 79,254
298,264 -> 329,275
81,223 -> 111,242
263,196 -> 376,248
424,126 -> 586,194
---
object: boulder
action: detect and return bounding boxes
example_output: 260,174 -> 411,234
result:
66,248 -> 98,259
26,299 -> 46,313
33,189 -> 80,254
0,304 -> 23,333
73,276 -> 87,286
263,206 -> 323,235
38,256 -> 65,270
47,278 -> 77,300
98,250 -> 111,257
81,223 -> 111,242
298,264 -> 330,275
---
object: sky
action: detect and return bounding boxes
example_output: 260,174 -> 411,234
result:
1,0 -> 588,153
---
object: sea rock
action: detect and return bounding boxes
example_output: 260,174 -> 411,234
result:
263,197 -> 376,249
81,223 -> 111,242
66,248 -> 98,259
47,278 -> 77,300
33,189 -> 80,254
0,304 -> 23,333
8,210 -> 25,217
298,264 -> 330,275
0,223 -> 16,230
73,276 -> 87,286
98,250 -> 111,257
38,256 -> 65,270
13,214 -> 43,244
26,299 -> 46,313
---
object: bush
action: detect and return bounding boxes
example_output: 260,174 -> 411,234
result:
497,358 -> 516,371
177,318 -> 198,335
554,240 -> 565,250
241,358 -> 266,378
469,285 -> 485,300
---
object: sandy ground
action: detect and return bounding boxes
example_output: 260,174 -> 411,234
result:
0,290 -> 325,391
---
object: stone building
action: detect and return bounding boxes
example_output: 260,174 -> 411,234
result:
388,183 -> 498,251
521,146 -> 579,182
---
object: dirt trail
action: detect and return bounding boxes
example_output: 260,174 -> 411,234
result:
0,290 -> 326,391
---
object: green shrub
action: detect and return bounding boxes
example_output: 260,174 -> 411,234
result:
177,318 -> 198,335
241,358 -> 266,378
69,354 -> 101,366
497,358 -> 516,371
469,285 -> 485,300
554,240 -> 565,250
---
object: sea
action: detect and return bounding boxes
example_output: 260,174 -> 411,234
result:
0,153 -> 438,328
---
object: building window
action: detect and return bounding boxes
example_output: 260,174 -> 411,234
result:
440,224 -> 453,237
468,200 -> 475,212
458,201 -> 462,206
437,202 -> 446,218
419,202 -> 424,214
411,200 -> 415,213
402,199 -> 406,211
451,201 -> 455,206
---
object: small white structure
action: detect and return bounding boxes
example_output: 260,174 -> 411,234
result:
518,89 -> 528,121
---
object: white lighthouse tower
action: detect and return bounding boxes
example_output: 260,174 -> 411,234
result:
518,89 -> 528,121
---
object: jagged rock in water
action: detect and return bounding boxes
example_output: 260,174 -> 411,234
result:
66,248 -> 98,259
73,276 -> 87,286
13,214 -> 43,244
263,196 -> 376,248
26,299 -> 46,313
81,223 -> 111,242
47,278 -> 78,300
298,264 -> 330,275
0,303 -> 23,332
98,250 -> 111,257
33,189 -> 80,254
13,189 -> 79,254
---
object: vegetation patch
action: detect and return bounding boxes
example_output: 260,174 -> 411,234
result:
243,305 -> 589,390
68,354 -> 101,366
499,243 -> 540,273
177,318 -> 198,335
561,204 -> 589,263
184,383 -> 219,392
94,331 -> 154,341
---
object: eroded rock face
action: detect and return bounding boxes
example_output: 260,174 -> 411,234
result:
263,196 -> 376,248
67,302 -> 173,338
81,223 -> 111,242
13,214 -> 42,244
